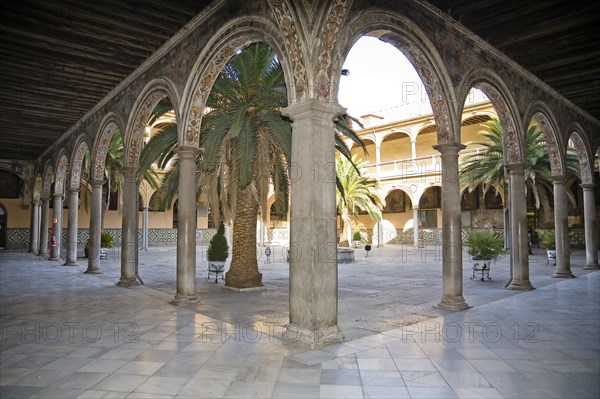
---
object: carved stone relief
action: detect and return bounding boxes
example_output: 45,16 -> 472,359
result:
127,91 -> 164,166
70,141 -> 89,190
93,122 -> 117,181
54,155 -> 69,195
42,165 -> 54,200
569,132 -> 592,184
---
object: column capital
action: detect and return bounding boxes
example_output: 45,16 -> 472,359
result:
580,183 -> 596,191
552,175 -> 567,184
282,100 -> 345,122
432,142 -> 465,155
31,200 -> 41,206
505,163 -> 524,173
121,166 -> 137,181
174,146 -> 201,159
67,187 -> 80,193
90,179 -> 106,188
52,193 -> 64,200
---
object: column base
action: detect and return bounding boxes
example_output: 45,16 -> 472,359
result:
116,277 -> 140,287
171,293 -> 199,305
84,267 -> 102,274
29,249 -> 39,255
553,270 -> 575,278
583,263 -> 600,270
39,252 -> 49,258
223,285 -> 266,292
506,279 -> 535,291
435,295 -> 470,311
63,261 -> 79,266
282,323 -> 344,348
48,257 -> 61,261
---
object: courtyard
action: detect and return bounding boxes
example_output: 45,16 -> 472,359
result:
1,246 -> 598,398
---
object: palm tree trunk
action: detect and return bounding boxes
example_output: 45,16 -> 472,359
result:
225,186 -> 263,289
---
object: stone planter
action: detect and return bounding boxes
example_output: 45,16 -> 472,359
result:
337,248 -> 355,263
208,261 -> 225,283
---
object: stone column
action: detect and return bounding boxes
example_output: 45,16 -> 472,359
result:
172,146 -> 199,304
413,207 -> 419,245
39,198 -> 50,258
375,144 -> 381,178
65,189 -> 79,266
377,211 -> 384,247
29,201 -> 41,254
433,143 -> 469,310
552,175 -> 574,278
49,194 -> 64,261
281,100 -> 344,347
118,167 -> 140,286
506,164 -> 534,290
581,184 -> 599,269
85,180 -> 104,274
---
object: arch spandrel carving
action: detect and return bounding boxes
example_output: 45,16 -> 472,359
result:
54,155 -> 69,195
93,121 -> 119,181
569,130 -> 593,185
42,164 -> 54,200
126,91 -> 166,166
532,111 -> 563,177
69,140 -> 90,190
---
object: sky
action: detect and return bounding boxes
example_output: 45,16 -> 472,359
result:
338,36 -> 429,117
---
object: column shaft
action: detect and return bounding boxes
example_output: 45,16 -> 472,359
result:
433,143 -> 469,310
65,189 -> 79,265
29,202 -> 41,254
553,176 -> 574,278
413,207 -> 419,245
506,164 -> 534,290
49,194 -> 63,260
581,184 -> 599,269
118,167 -> 139,286
172,146 -> 199,303
282,100 -> 344,347
85,180 -> 104,274
39,199 -> 50,257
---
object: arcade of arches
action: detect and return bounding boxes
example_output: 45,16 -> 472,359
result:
1,1 -> 599,347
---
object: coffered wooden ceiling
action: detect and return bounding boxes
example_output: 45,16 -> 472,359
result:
0,0 -> 598,160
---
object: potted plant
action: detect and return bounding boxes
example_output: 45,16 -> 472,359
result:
84,231 -> 114,259
207,222 -> 229,283
464,229 -> 505,281
353,230 -> 362,248
536,229 -> 556,265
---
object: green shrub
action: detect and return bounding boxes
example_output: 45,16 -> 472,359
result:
207,222 -> 229,261
537,229 -> 556,250
464,229 -> 504,261
352,230 -> 362,241
100,232 -> 113,248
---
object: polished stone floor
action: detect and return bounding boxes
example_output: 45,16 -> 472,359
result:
1,246 -> 599,398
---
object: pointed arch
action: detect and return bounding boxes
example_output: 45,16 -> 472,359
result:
181,16 -> 297,147
91,113 -> 125,181
69,135 -> 92,190
332,9 -> 458,143
124,78 -> 181,167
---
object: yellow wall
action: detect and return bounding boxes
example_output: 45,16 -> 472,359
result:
1,199 -> 30,228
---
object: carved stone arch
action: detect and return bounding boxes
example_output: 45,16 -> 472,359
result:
266,1 -> 310,102
124,78 -> 181,167
53,151 -> 69,196
523,101 -> 564,177
312,0 -> 351,101
567,125 -> 593,185
332,9 -> 458,143
182,16 -> 297,147
69,135 -> 92,190
92,113 -> 126,181
42,162 -> 54,201
458,69 -> 523,164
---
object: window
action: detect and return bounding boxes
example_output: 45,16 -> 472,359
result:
461,188 -> 479,211
419,210 -> 438,228
0,171 -> 21,198
484,188 -> 503,209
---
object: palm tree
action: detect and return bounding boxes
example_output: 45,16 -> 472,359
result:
139,42 -> 366,289
460,117 -> 580,210
336,154 -> 384,246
